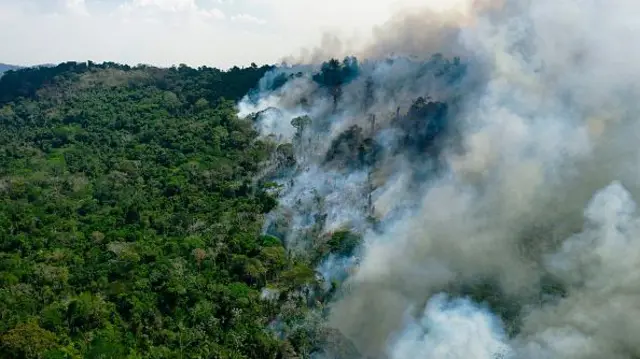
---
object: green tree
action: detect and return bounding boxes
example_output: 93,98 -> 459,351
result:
0,321 -> 58,358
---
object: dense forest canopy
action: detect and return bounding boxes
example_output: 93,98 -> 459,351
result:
0,61 -> 332,358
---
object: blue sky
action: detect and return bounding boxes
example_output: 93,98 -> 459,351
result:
0,0 -> 448,68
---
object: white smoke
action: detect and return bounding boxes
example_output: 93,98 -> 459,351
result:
388,294 -> 511,359
240,0 -> 640,358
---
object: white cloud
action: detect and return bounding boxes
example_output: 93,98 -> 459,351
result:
203,7 -> 225,19
118,0 -> 225,19
0,0 -> 448,68
231,13 -> 266,25
126,0 -> 197,12
65,0 -> 89,15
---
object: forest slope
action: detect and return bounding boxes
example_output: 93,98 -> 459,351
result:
0,61 -> 317,358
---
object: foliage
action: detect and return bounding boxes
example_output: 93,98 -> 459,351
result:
326,231 -> 361,258
312,57 -> 360,106
0,321 -> 57,358
324,125 -> 380,169
311,57 -> 359,89
0,61 -> 314,358
403,96 -> 449,148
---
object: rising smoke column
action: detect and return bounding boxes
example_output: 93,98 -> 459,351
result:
240,0 -> 640,358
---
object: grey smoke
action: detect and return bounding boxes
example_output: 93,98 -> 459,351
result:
240,0 -> 640,358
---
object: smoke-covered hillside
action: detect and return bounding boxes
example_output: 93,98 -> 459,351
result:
240,0 -> 640,358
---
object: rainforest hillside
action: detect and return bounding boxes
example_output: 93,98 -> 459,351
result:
0,61 -> 328,358
3,1 -> 640,359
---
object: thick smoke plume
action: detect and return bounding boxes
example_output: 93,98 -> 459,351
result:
239,0 -> 640,358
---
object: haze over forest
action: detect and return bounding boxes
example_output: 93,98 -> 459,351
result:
2,0 -> 640,358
